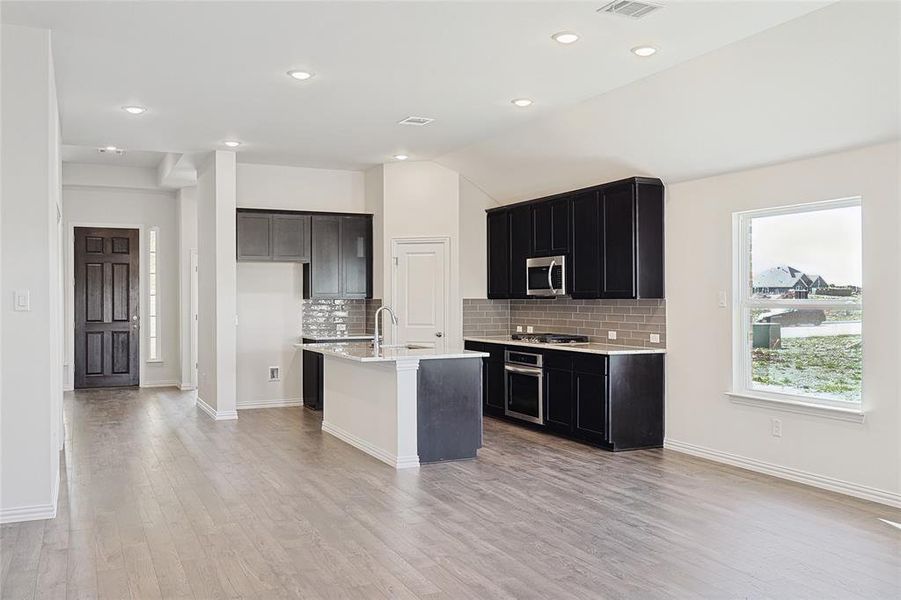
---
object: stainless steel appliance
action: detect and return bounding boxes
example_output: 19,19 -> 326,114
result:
504,349 -> 543,424
511,332 -> 589,345
526,255 -> 566,297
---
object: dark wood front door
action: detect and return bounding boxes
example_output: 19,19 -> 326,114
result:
74,227 -> 140,388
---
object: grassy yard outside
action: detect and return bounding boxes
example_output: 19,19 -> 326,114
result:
752,334 -> 862,402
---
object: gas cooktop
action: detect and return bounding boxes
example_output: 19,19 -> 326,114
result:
510,332 -> 589,344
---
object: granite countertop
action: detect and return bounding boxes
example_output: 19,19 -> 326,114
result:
301,341 -> 488,363
463,336 -> 666,355
300,333 -> 375,342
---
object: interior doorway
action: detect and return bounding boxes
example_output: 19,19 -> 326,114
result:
73,227 -> 140,388
391,237 -> 450,349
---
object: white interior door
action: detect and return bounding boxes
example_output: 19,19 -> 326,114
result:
393,239 -> 448,349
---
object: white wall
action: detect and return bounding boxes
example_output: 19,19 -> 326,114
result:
459,176 -> 499,299
234,163 -> 365,407
665,142 -> 901,505
62,164 -> 180,387
1,24 -> 63,523
236,163 -> 364,212
196,151 -> 237,418
382,161 -> 461,346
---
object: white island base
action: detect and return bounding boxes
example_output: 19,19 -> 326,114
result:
321,357 -> 422,469
307,342 -> 488,470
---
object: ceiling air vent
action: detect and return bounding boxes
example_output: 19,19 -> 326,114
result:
598,1 -> 663,19
398,116 -> 435,126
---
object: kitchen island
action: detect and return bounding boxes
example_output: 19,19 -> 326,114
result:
302,342 -> 488,469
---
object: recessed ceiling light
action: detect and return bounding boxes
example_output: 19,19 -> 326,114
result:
631,45 -> 658,57
511,98 -> 533,107
122,105 -> 147,115
552,32 -> 580,45
393,154 -> 409,161
287,70 -> 314,81
223,140 -> 241,148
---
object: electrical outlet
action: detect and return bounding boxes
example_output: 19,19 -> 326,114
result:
526,325 -> 534,333
771,418 -> 782,438
649,333 -> 660,344
516,325 -> 523,333
608,331 -> 617,340
268,366 -> 280,382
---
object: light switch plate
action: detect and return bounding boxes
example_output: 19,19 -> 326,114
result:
649,333 -> 660,344
718,290 -> 728,308
13,290 -> 30,312
608,331 -> 617,340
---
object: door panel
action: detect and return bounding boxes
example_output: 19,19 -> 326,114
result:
236,213 -> 272,261
309,215 -> 342,297
341,216 -> 371,298
486,211 -> 510,298
74,227 -> 140,388
272,214 -> 310,262
393,241 -> 447,348
509,206 -> 531,298
570,191 -> 601,297
602,184 -> 637,298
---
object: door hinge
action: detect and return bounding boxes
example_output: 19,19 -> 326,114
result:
392,257 -> 399,265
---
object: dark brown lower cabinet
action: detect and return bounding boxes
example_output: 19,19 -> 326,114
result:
464,341 -> 664,451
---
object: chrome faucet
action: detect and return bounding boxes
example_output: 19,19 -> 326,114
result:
372,305 -> 398,353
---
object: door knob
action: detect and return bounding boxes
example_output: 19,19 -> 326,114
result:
435,332 -> 443,338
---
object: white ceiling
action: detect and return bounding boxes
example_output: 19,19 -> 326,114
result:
60,145 -> 167,168
2,0 -> 832,171
438,0 -> 901,202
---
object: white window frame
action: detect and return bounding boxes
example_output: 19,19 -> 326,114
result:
147,226 -> 162,363
730,197 -> 863,414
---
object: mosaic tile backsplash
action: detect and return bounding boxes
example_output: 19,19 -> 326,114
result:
463,298 -> 666,348
301,298 -> 382,338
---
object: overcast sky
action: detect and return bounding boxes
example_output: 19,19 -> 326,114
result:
751,205 -> 862,286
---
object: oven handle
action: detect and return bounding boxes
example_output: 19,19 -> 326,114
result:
505,364 -> 542,375
548,260 -> 557,295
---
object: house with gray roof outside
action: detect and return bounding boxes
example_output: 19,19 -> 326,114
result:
753,265 -> 827,297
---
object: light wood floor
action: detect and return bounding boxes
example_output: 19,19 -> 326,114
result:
1,388 -> 899,599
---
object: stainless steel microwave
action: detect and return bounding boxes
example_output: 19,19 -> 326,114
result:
526,255 -> 566,297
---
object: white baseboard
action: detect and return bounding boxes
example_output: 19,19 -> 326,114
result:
178,382 -> 196,391
322,420 -> 419,469
664,438 -> 901,509
1,468 -> 59,524
195,396 -> 238,421
141,380 -> 179,389
237,397 -> 302,410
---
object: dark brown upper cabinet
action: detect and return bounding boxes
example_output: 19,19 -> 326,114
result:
486,210 -> 510,299
509,205 -> 532,299
531,197 -> 569,256
569,190 -> 602,298
485,177 -> 664,300
601,181 -> 664,299
339,215 -> 372,299
237,213 -> 273,261
237,212 -> 310,262
303,214 -> 373,299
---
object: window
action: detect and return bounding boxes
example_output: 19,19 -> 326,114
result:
733,198 -> 862,408
148,227 -> 160,362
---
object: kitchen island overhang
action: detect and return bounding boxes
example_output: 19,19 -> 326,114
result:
303,342 -> 488,469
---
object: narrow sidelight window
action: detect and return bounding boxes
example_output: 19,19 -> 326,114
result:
148,227 -> 161,361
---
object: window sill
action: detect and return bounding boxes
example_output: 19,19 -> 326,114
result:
726,391 -> 865,423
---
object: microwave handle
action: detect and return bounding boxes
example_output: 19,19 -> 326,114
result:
548,260 -> 557,295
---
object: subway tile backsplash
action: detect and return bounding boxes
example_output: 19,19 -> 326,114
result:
463,298 -> 666,348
